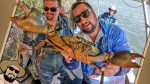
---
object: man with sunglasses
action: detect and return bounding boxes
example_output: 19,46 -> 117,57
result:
63,1 -> 131,84
34,0 -> 81,84
0,60 -> 25,84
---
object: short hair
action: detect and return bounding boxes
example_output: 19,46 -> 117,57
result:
71,1 -> 94,12
43,0 -> 61,6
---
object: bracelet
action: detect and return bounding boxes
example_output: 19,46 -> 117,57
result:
114,67 -> 122,76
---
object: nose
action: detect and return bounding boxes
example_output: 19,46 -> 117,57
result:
9,71 -> 16,77
47,10 -> 52,13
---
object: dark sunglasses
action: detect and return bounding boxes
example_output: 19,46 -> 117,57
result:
8,66 -> 19,74
44,6 -> 57,12
73,9 -> 90,23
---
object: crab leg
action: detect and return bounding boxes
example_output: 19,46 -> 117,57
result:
36,47 -> 44,65
33,39 -> 48,64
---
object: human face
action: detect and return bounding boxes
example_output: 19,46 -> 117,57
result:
5,65 -> 19,80
72,4 -> 97,34
43,0 -> 60,20
109,8 -> 114,16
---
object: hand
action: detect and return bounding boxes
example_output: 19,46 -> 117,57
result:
18,43 -> 30,57
61,51 -> 73,63
19,49 -> 30,57
95,63 -> 120,76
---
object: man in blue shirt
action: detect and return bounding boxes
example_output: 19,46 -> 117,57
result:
100,5 -> 117,24
63,1 -> 130,84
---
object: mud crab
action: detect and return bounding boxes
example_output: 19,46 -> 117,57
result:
11,2 -> 144,72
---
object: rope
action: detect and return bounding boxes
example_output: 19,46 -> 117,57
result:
121,0 -> 144,8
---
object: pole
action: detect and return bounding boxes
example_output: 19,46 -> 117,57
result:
142,0 -> 150,40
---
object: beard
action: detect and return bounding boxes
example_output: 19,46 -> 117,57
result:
4,73 -> 16,83
81,22 -> 96,34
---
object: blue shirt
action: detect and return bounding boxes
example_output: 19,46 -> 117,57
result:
101,12 -> 117,24
64,20 -> 131,84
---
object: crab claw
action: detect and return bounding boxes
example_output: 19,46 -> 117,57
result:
11,2 -> 31,22
10,1 -> 31,28
126,53 -> 144,68
10,16 -> 21,22
10,2 -> 47,34
16,1 -> 31,18
108,51 -> 144,68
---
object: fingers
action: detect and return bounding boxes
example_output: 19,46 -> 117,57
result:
19,49 -> 30,57
61,51 -> 73,63
100,63 -> 120,76
65,57 -> 73,63
95,68 -> 102,74
18,43 -> 31,57
104,63 -> 119,70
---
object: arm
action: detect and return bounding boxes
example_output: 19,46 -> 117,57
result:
110,25 -> 131,76
96,24 -> 131,76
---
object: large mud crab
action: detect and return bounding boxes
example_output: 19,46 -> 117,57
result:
11,2 -> 144,75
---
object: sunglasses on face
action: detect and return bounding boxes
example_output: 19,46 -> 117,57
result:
44,6 -> 58,12
73,9 -> 90,23
8,66 -> 19,74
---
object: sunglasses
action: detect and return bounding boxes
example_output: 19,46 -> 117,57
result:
44,6 -> 58,12
73,9 -> 90,23
8,66 -> 19,74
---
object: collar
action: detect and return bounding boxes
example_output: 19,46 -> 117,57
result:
106,12 -> 116,20
99,20 -> 107,34
55,15 -> 67,31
